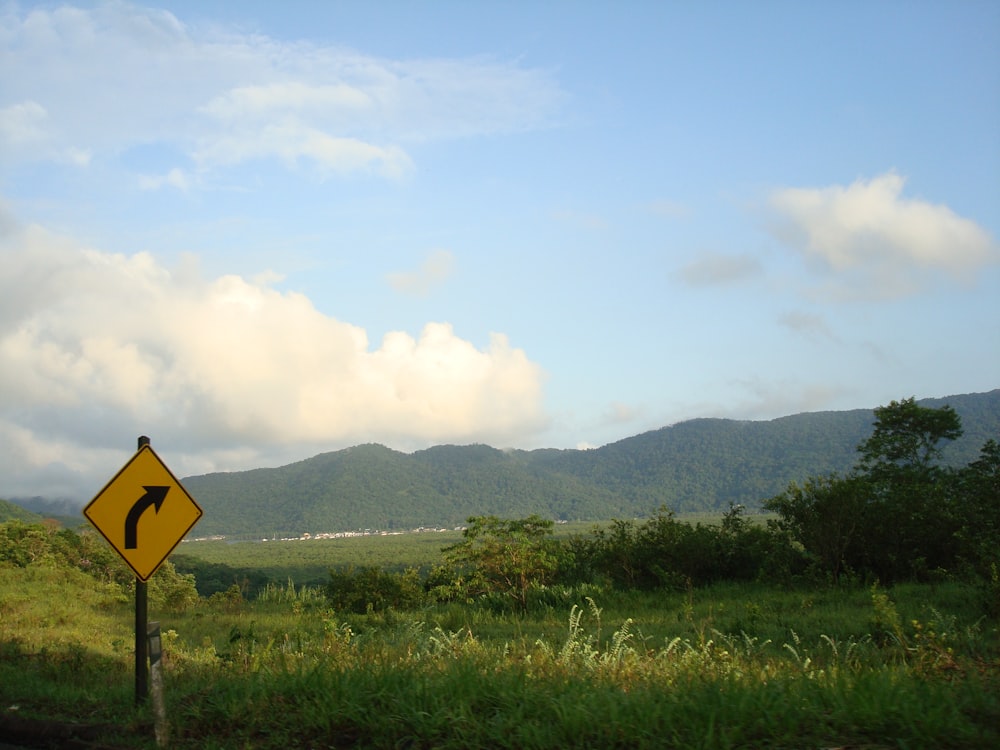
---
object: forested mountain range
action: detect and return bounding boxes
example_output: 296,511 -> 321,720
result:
176,391 -> 1000,538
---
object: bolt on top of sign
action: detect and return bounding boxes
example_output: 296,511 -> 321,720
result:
84,444 -> 203,582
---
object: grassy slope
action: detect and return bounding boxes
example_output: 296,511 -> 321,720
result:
0,498 -> 42,523
2,558 -> 998,749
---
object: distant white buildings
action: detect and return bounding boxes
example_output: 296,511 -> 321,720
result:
190,526 -> 462,543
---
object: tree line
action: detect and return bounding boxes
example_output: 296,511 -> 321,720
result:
180,390 -> 1000,536
3,397 -> 998,617
327,398 -> 999,614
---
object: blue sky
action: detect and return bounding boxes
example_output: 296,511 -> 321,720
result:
1,0 -> 998,502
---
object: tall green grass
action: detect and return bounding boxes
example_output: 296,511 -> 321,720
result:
3,566 -> 998,749
156,587 -> 999,750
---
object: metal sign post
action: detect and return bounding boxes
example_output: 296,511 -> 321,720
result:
83,435 -> 203,705
135,578 -> 148,702
135,436 -> 150,704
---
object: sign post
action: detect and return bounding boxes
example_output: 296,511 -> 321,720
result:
136,575 -> 148,702
83,436 -> 203,705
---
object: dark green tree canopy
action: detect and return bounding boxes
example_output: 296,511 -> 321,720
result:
766,396 -> 999,582
857,397 -> 962,478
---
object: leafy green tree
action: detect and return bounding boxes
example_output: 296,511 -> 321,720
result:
580,516 -> 656,590
953,439 -> 1000,575
1,520 -> 104,572
442,515 -> 559,611
765,474 -> 869,582
714,502 -> 783,581
767,398 -> 971,582
326,565 -> 424,613
0,520 -> 51,567
564,508 -> 688,590
857,397 -> 962,480
570,505 -> 779,590
857,398 -> 963,579
0,521 -> 199,609
146,560 -> 200,612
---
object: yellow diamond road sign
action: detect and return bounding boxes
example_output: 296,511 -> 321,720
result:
84,444 -> 203,582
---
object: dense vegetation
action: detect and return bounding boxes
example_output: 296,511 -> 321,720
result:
1,396 -> 998,747
4,553 -> 998,749
0,497 -> 41,524
173,390 -> 999,537
317,400 -> 998,614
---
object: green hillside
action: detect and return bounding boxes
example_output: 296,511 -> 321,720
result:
0,498 -> 41,524
181,390 -> 1000,537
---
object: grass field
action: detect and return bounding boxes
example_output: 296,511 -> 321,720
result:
175,527 -> 467,584
172,515 -> 766,592
2,548 -> 998,749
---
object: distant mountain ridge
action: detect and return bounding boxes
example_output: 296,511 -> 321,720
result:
178,390 -> 1000,538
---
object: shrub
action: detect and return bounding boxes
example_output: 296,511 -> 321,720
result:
326,565 -> 425,613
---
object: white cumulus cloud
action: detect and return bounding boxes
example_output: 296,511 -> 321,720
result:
0,216 -> 547,500
768,172 -> 999,299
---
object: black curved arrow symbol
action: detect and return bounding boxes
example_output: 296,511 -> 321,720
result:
124,486 -> 169,549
